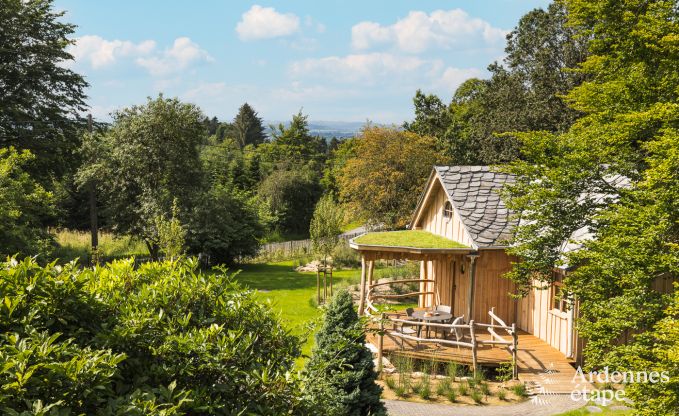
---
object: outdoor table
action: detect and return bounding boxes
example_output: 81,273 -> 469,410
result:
411,310 -> 453,338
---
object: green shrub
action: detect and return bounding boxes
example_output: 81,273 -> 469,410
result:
446,362 -> 459,380
446,387 -> 457,403
304,290 -> 386,415
496,361 -> 513,383
470,389 -> 483,404
511,383 -> 528,398
0,256 -> 304,415
480,382 -> 491,396
436,378 -> 451,396
385,376 -> 396,390
458,380 -> 469,396
497,388 -> 507,401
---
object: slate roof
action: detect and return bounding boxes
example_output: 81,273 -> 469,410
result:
434,166 -> 517,247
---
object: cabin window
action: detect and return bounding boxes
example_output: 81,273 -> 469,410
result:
443,201 -> 453,222
551,273 -> 568,313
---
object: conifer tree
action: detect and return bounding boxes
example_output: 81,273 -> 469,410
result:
305,290 -> 385,416
233,103 -> 266,148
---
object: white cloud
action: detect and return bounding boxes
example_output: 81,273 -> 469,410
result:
436,67 -> 485,91
136,37 -> 212,76
67,35 -> 156,68
351,9 -> 507,53
236,5 -> 300,40
290,53 -> 427,85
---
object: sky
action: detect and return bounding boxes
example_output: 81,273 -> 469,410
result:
56,0 -> 550,124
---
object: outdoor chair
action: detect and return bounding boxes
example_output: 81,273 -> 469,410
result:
396,307 -> 418,349
446,315 -> 467,348
434,305 -> 452,338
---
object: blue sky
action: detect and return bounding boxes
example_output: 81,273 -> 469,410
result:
57,0 -> 550,124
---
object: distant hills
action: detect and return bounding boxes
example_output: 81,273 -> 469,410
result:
265,120 -> 380,139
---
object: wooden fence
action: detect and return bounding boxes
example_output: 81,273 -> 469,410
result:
254,232 -> 363,260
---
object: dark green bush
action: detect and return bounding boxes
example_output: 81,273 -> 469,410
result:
0,256 -> 303,415
304,290 -> 385,416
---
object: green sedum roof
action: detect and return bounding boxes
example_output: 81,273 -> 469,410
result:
353,230 -> 469,249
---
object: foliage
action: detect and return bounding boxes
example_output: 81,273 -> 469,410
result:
258,167 -> 322,235
623,284 -> 679,415
232,103 -> 266,148
304,290 -> 385,415
0,257 -> 305,415
153,200 -> 186,259
0,148 -> 55,258
499,1 -> 679,397
77,95 -> 205,258
310,194 -> 344,265
338,127 -> 442,228
405,1 -> 587,165
0,0 -> 88,184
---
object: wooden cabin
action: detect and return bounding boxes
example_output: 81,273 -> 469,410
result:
351,166 -> 579,363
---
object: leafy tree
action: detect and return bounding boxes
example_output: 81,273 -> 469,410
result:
233,103 -> 266,148
310,194 -> 344,267
305,290 -> 385,416
500,0 -> 679,399
0,148 -> 55,258
77,95 -> 205,258
258,168 -> 322,235
405,1 -> 587,165
338,127 -> 442,229
0,0 -> 88,183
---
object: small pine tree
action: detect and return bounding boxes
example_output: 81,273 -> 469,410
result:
304,290 -> 385,415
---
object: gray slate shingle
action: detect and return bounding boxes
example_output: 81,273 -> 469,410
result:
435,166 -> 517,247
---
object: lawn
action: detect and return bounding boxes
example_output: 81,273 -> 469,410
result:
233,260 -> 418,364
353,230 -> 469,249
553,405 -> 632,415
233,261 -> 362,361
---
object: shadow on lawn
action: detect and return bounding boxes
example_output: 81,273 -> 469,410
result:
233,263 -> 359,291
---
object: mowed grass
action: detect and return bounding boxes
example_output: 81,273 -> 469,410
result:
553,405 -> 632,415
232,261 -> 362,361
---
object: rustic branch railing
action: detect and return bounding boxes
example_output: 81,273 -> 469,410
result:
375,309 -> 519,379
365,278 -> 436,314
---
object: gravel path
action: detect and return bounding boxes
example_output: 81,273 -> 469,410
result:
385,394 -> 585,416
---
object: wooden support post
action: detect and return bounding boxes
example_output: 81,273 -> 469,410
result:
358,256 -> 367,315
469,319 -> 477,378
367,260 -> 374,288
316,270 -> 321,305
329,267 -> 333,297
466,254 -> 478,321
512,323 -> 518,380
377,313 -> 385,373
323,267 -> 327,303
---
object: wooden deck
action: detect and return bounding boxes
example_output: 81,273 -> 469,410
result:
367,328 -> 586,394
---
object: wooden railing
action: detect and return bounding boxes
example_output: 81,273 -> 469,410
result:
365,278 -> 437,314
375,308 -> 518,379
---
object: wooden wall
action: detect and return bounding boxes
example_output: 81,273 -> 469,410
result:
421,250 -> 517,325
416,180 -> 475,247
516,280 -> 572,357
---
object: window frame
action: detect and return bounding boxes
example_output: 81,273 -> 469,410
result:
443,201 -> 453,222
550,273 -> 569,317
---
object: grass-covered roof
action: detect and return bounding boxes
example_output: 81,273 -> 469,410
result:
352,230 -> 469,249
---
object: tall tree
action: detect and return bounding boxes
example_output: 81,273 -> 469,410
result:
310,194 -> 344,267
233,103 -> 266,148
338,127 -> 442,229
0,0 -> 88,183
77,96 -> 205,258
500,0 -> 679,401
405,1 -> 588,165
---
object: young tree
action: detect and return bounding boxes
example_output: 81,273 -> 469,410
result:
0,148 -> 55,258
305,290 -> 385,416
233,103 -> 266,148
338,127 -> 442,229
154,199 -> 186,259
0,0 -> 88,183
310,194 -> 344,267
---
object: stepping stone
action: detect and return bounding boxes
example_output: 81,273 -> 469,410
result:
610,405 -> 632,411
586,406 -> 603,413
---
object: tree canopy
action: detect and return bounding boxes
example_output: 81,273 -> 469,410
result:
0,0 -> 88,183
338,127 -> 442,229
